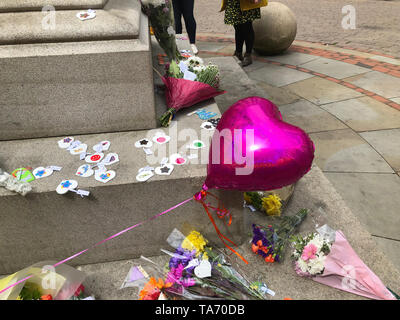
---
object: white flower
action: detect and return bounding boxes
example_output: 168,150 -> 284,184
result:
193,65 -> 206,72
167,26 -> 175,36
184,56 -> 204,67
297,258 -> 309,273
308,256 -> 325,275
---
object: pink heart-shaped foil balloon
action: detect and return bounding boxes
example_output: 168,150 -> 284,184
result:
204,97 -> 315,191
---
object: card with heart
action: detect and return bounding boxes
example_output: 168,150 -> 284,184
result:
58,137 -> 74,149
101,153 -> 119,166
136,170 -> 154,182
155,164 -> 174,176
200,122 -> 214,131
70,144 -> 88,155
76,164 -> 94,178
93,141 -> 110,152
135,139 -> 152,149
195,109 -> 217,120
169,154 -> 187,165
152,134 -> 171,145
11,168 -> 36,182
85,153 -> 104,164
187,140 -> 205,150
33,167 -> 53,179
56,179 -> 78,194
95,170 -> 116,184
76,9 -> 96,21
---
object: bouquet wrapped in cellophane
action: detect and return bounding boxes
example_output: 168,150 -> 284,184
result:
159,57 -> 226,127
140,0 -> 180,61
251,209 -> 308,263
0,261 -> 91,300
130,229 -> 266,300
290,225 -> 398,300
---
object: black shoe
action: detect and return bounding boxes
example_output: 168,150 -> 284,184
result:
233,51 -> 244,61
242,53 -> 253,67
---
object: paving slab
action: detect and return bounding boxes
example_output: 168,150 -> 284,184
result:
299,57 -> 370,79
391,98 -> 400,104
260,51 -> 319,66
278,100 -> 347,133
284,77 -> 363,105
255,81 -> 301,106
208,56 -> 278,114
360,129 -> 400,171
373,237 -> 400,272
75,165 -> 400,300
197,41 -> 228,52
369,55 -> 400,66
247,64 -> 315,87
344,71 -> 400,99
320,96 -> 400,132
324,172 -> 400,241
309,129 -> 393,173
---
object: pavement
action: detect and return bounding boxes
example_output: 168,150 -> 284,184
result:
194,0 -> 400,57
173,32 -> 400,272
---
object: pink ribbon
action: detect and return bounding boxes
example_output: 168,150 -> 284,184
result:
0,197 -> 194,295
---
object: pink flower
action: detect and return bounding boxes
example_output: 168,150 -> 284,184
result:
301,244 -> 317,261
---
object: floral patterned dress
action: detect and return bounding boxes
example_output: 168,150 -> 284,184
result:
224,0 -> 261,26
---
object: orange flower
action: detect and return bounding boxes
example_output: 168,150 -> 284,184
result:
40,294 -> 53,300
139,277 -> 173,300
264,255 -> 274,263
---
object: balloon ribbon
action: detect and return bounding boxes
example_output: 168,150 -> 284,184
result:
194,190 -> 248,264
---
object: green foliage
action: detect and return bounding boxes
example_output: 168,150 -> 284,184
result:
19,282 -> 42,300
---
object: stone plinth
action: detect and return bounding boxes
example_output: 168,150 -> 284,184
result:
0,0 -> 157,140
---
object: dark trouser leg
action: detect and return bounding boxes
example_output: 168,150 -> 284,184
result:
172,0 -> 183,34
243,21 -> 255,54
181,0 -> 197,44
234,24 -> 245,54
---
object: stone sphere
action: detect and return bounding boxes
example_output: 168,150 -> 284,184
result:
253,2 -> 297,55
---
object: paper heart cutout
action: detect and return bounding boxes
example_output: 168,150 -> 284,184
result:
188,140 -> 205,149
70,144 -> 88,155
76,10 -> 96,21
101,153 -> 119,166
33,167 -> 53,179
56,179 -> 78,194
76,164 -> 94,178
136,170 -> 154,182
95,170 -> 116,183
201,122 -> 214,131
135,139 -> 152,148
204,97 -> 315,191
85,153 -> 104,164
58,137 -> 74,149
152,134 -> 171,145
194,260 -> 212,278
155,164 -> 174,175
93,141 -> 110,152
170,153 -> 186,165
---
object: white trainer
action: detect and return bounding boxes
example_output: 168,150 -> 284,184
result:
191,44 -> 199,55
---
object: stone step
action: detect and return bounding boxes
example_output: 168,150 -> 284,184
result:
0,0 -> 157,140
0,1 -> 107,13
0,99 -> 245,274
0,1 -> 139,45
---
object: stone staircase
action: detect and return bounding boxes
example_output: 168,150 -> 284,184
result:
0,3 -> 246,274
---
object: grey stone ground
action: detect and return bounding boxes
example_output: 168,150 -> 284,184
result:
194,0 -> 400,56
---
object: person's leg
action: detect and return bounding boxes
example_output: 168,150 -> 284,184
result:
181,0 -> 197,44
172,0 -> 183,35
233,23 -> 245,60
242,21 -> 254,66
244,21 -> 255,54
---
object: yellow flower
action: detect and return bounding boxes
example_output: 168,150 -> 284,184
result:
181,230 -> 207,254
262,194 -> 282,216
243,192 -> 252,204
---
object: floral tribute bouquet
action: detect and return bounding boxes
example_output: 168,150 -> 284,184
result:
129,229 -> 265,300
140,0 -> 180,61
244,192 -> 282,216
0,261 -> 87,300
160,229 -> 266,300
290,225 -> 397,300
251,209 -> 308,263
159,57 -> 226,127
